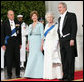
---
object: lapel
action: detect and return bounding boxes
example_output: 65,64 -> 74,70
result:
7,20 -> 16,28
14,20 -> 16,28
58,17 -> 61,33
7,20 -> 11,31
58,17 -> 61,28
7,20 -> 17,30
62,12 -> 69,30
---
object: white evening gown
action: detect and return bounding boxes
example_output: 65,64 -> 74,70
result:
43,23 -> 63,80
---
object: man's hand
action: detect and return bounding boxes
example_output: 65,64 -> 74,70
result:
41,45 -> 43,52
20,45 -> 22,49
26,43 -> 29,52
70,40 -> 74,46
2,45 -> 6,50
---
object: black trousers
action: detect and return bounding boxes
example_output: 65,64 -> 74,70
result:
5,37 -> 20,77
60,39 -> 75,79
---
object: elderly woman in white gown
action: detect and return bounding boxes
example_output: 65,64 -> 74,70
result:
43,12 -> 63,80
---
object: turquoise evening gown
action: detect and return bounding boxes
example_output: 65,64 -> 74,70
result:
24,22 -> 44,78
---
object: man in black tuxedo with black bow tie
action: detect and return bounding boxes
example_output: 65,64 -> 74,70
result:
1,10 -> 22,79
58,2 -> 78,81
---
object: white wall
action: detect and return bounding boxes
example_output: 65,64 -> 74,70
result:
45,1 -> 83,70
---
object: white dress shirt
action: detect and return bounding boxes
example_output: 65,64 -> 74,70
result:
59,10 -> 67,37
9,19 -> 17,36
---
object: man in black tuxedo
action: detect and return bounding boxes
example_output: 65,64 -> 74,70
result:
58,2 -> 78,81
1,10 -> 22,79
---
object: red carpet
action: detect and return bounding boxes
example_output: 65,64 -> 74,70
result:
2,71 -> 83,81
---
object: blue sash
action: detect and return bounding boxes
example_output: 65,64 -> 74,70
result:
5,28 -> 16,45
44,24 -> 56,37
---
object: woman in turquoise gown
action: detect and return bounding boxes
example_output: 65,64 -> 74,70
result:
24,11 -> 44,78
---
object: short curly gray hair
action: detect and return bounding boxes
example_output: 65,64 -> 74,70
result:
45,12 -> 54,20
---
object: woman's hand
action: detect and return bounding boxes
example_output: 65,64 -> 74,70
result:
40,39 -> 44,51
26,41 -> 29,52
41,45 -> 43,51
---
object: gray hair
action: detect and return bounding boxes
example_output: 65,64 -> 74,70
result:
7,10 -> 14,15
45,12 -> 54,20
59,2 -> 67,10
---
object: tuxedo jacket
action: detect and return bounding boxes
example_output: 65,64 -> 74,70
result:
1,20 -> 22,46
58,12 -> 78,57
